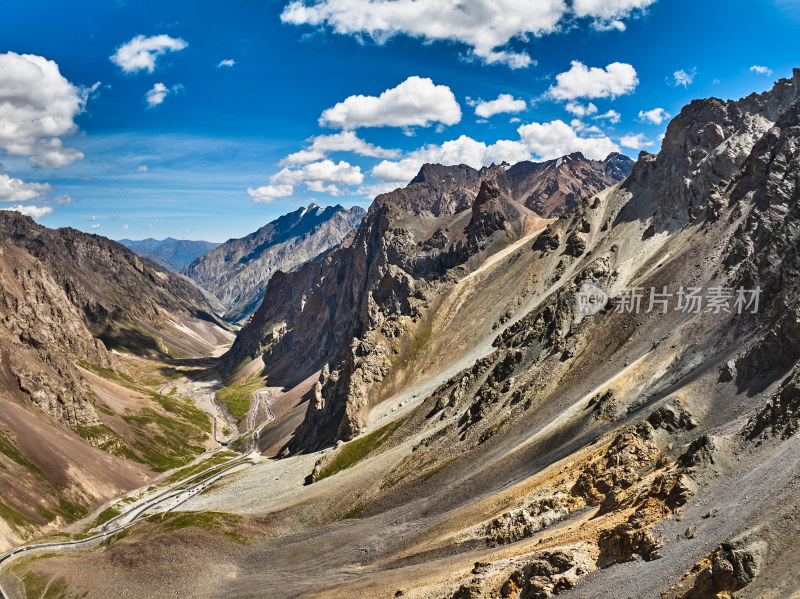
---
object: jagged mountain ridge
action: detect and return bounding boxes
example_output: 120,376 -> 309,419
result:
119,237 -> 220,272
227,152 -> 631,450
8,72 -> 800,599
379,152 -> 632,219
0,212 -> 230,426
183,203 -> 366,323
0,213 -> 233,549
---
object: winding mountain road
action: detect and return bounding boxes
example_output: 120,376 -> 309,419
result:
0,457 -> 254,598
0,385 -> 277,598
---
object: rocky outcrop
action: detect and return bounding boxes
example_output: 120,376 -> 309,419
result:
663,541 -> 763,599
744,364 -> 800,441
0,245 -> 111,426
630,69 -> 800,222
183,204 -> 365,322
228,154 -> 630,452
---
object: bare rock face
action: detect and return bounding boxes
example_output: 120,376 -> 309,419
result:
630,71 -> 800,223
183,204 -> 366,322
744,364 -> 800,441
663,541 -> 763,599
0,212 -> 223,428
228,154 -> 630,452
0,212 -> 221,330
495,152 -> 633,219
0,244 -> 111,426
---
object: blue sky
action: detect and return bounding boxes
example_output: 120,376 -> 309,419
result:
0,0 -> 798,242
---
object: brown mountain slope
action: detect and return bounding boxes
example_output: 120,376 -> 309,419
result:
226,153 -> 630,451
20,71 -> 800,599
0,214 -> 233,550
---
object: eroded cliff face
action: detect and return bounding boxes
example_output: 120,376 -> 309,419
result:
0,244 -> 110,426
228,155 -> 631,452
0,212 -> 227,428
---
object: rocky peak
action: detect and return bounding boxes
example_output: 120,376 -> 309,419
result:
603,152 -> 636,180
409,163 -> 480,187
497,152 -> 632,218
631,69 -> 800,220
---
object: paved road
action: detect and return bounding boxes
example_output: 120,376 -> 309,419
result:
0,387 -> 276,598
101,456 -> 250,532
0,458 -> 254,598
253,389 -> 275,440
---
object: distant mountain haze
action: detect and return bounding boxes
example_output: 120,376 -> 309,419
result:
118,238 -> 221,272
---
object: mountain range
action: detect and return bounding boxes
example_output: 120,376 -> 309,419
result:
118,238 -> 221,272
3,71 -> 800,599
182,203 -> 366,323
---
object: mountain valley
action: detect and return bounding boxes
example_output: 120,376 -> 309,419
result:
2,71 -> 800,599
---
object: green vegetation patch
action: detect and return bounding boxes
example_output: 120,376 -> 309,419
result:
73,423 -> 140,462
215,375 -> 262,424
226,354 -> 253,377
77,360 -> 135,384
85,504 -> 122,530
94,318 -> 174,359
54,496 -> 88,523
147,510 -> 242,533
316,418 -> 405,482
0,430 -> 48,480
122,407 -> 205,472
162,451 -> 239,485
8,563 -> 70,599
0,500 -> 33,530
147,391 -> 212,433
341,502 -> 365,519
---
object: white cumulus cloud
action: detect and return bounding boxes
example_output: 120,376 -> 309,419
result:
247,184 -> 294,203
595,110 -> 621,124
2,204 -> 53,219
517,120 -> 619,160
137,164 -> 149,172
565,101 -> 598,117
673,68 -> 696,87
472,94 -> 527,118
320,76 -> 461,130
638,107 -> 670,124
281,131 -> 400,165
0,52 -> 91,168
217,59 -> 236,68
271,159 -> 364,194
281,0 -> 659,68
620,132 -> 653,149
0,173 -> 53,203
573,0 -> 657,29
145,83 -> 182,107
110,34 -> 188,74
750,65 -> 772,76
372,135 -> 531,183
281,0 -> 567,68
549,61 -> 638,101
370,118 -> 619,184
